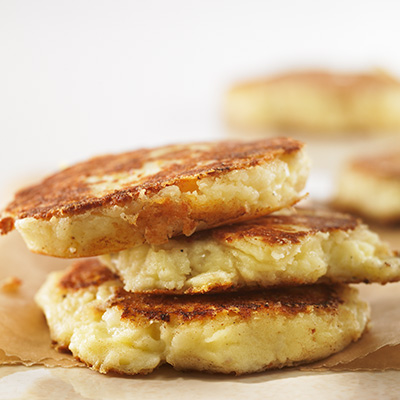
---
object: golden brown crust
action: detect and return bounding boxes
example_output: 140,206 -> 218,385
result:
111,285 -> 343,323
59,259 -> 119,290
58,259 -> 344,323
183,207 -> 359,245
0,138 -> 303,235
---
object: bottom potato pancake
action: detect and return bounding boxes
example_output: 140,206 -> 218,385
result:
35,260 -> 369,375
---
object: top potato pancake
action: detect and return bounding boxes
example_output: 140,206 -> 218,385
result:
0,138 -> 309,257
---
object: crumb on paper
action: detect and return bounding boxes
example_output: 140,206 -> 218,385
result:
0,276 -> 22,292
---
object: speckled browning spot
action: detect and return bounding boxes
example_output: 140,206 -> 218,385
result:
0,138 -> 303,234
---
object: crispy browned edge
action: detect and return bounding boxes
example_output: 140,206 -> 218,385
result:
59,258 -> 119,289
198,207 -> 359,245
0,138 -> 303,235
58,259 -> 345,323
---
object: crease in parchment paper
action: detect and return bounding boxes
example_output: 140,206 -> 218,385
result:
0,229 -> 400,373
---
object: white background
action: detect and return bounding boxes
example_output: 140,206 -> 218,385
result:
1,0 -> 400,204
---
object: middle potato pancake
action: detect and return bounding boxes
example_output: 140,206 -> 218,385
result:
101,207 -> 400,294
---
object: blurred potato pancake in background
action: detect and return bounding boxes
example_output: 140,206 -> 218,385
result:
225,69 -> 400,134
335,150 -> 400,223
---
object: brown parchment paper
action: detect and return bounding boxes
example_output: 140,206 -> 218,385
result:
0,231 -> 80,368
0,228 -> 400,372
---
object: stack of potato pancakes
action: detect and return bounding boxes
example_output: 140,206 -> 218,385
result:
1,138 -> 400,375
